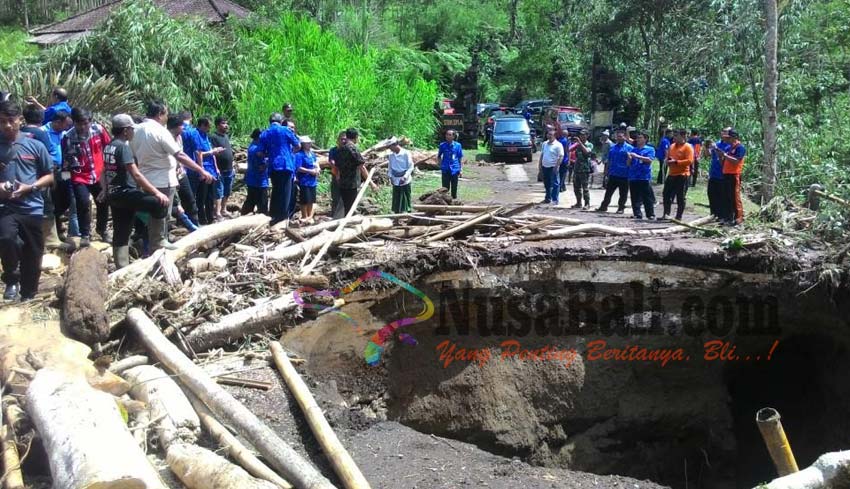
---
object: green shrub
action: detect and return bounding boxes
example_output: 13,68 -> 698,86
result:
0,28 -> 38,69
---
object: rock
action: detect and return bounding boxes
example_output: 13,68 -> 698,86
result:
41,253 -> 62,271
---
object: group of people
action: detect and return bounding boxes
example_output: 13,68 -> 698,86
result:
538,125 -> 746,224
0,88 -> 430,302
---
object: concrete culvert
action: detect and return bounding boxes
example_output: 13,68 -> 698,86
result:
285,253 -> 850,489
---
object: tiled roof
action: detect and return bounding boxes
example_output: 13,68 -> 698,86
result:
30,0 -> 251,44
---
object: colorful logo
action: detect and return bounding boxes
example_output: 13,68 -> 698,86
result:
293,270 -> 434,365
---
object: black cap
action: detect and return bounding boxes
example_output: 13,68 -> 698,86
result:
728,129 -> 739,138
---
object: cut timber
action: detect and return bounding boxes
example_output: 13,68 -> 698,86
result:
424,207 -> 502,243
273,216 -> 365,234
26,369 -> 167,489
292,275 -> 330,289
62,246 -> 109,345
167,443 -> 280,489
126,309 -> 335,489
185,295 -> 298,352
524,216 -> 716,241
761,450 -> 850,489
270,342 -> 371,489
267,218 -> 393,262
110,214 -> 271,286
108,355 -> 149,374
413,204 -> 500,214
0,306 -> 128,395
124,365 -> 201,447
301,167 -> 377,275
187,394 -> 293,489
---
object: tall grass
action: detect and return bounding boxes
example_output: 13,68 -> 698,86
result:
236,14 -> 438,147
0,28 -> 38,69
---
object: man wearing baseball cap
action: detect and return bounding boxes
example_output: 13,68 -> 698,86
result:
100,114 -> 170,268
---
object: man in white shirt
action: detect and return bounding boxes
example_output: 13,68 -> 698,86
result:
539,129 -> 564,205
387,138 -> 415,213
130,100 -> 213,250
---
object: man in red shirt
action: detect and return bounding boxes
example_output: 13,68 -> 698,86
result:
58,107 -> 111,246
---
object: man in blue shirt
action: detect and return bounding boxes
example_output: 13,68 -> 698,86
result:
26,87 -> 72,126
596,129 -> 632,213
705,128 -> 730,218
556,129 -> 570,192
655,129 -> 672,184
0,100 -> 55,301
241,129 -> 269,215
438,130 -> 463,199
192,117 -> 224,224
627,130 -> 656,220
258,113 -> 300,225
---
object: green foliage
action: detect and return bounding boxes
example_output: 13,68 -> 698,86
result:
0,67 -> 141,116
44,0 -> 251,118
0,28 -> 38,69
235,14 -> 438,147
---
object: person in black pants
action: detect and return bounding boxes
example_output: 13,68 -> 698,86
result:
438,130 -> 463,199
100,114 -> 170,268
0,100 -> 54,301
596,129 -> 632,213
626,131 -> 657,220
242,129 -> 270,215
661,129 -> 694,220
335,128 -> 377,215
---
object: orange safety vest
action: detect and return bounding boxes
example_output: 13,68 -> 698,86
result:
722,142 -> 745,175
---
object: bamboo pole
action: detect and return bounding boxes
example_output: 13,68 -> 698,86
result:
270,342 -> 371,489
757,407 -> 799,477
301,167 -> 377,275
424,207 -> 502,243
413,204 -> 500,213
186,393 -> 293,489
126,309 -> 336,489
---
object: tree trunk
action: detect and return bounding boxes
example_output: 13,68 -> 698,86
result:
761,0 -> 779,203
124,365 -> 201,448
126,309 -> 336,489
166,443 -> 280,489
62,247 -> 110,346
508,0 -> 520,40
185,295 -> 299,352
26,369 -> 167,489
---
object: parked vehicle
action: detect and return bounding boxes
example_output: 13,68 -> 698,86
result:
514,99 -> 553,115
541,106 -> 589,136
476,102 -> 502,117
478,106 -> 514,143
489,115 -> 534,162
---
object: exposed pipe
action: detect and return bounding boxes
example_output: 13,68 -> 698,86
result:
757,407 -> 799,477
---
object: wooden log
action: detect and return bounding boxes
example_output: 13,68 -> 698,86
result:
124,365 -> 201,448
108,355 -> 149,374
291,274 -> 330,289
167,443 -> 279,489
184,295 -> 298,352
216,376 -> 273,391
413,204 -> 500,213
126,309 -> 335,489
0,306 -> 129,396
110,214 -> 271,286
524,216 -> 716,241
270,343 -> 371,489
267,218 -> 393,262
187,394 -> 293,488
301,167 -> 377,275
62,246 -> 109,346
520,213 -> 585,225
2,404 -> 24,489
424,207 -> 502,243
26,369 -> 167,489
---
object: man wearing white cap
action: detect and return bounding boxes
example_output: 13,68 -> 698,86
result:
295,135 -> 319,223
99,114 -> 169,268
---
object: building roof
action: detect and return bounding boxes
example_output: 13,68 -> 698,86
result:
30,0 -> 251,45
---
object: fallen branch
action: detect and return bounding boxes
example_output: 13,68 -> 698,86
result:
187,393 -> 292,488
413,204 -> 500,214
126,309 -> 335,489
110,214 -> 271,286
184,295 -> 298,352
424,207 -> 502,243
108,355 -> 149,374
302,167 -> 377,275
26,369 -> 167,489
270,342 -> 371,489
1,408 -> 24,489
167,443 -> 279,489
216,376 -> 273,391
525,216 -> 715,241
267,218 -> 392,261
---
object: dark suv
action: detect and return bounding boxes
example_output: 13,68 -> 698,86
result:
490,116 -> 534,162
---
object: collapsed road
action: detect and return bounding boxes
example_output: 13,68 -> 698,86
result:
2,150 -> 850,489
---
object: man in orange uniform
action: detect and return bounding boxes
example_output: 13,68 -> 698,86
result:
716,129 -> 746,226
661,129 -> 694,220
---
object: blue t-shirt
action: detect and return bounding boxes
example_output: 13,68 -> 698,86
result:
194,130 -> 218,177
628,145 -> 656,181
296,151 -> 318,188
656,137 -> 671,161
438,141 -> 463,175
181,123 -> 198,161
607,142 -> 634,178
557,136 -> 570,164
709,141 -> 730,180
0,134 -> 53,216
259,123 -> 300,173
245,141 -> 269,188
40,123 -> 64,168
20,127 -> 56,170
43,101 -> 72,126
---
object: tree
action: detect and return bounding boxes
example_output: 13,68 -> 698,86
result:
761,0 -> 779,203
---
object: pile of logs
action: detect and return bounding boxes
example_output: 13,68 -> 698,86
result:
1,164 -> 723,488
